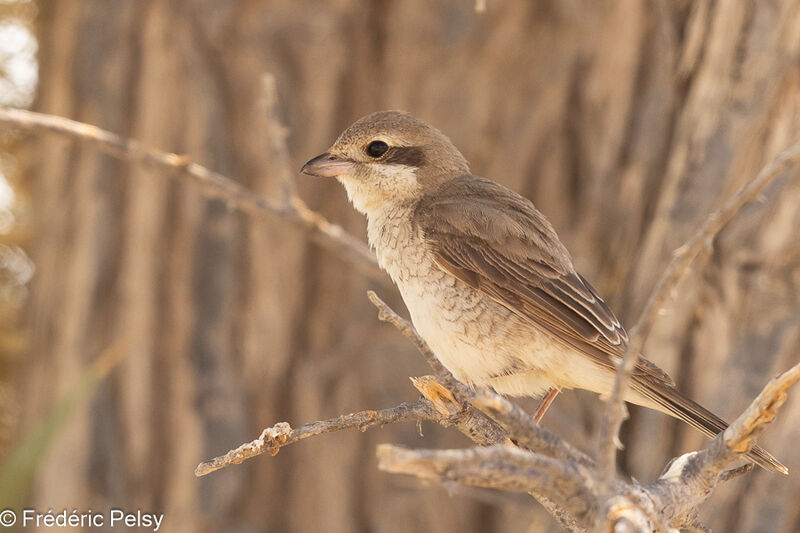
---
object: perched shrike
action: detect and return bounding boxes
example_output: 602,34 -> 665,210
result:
302,110 -> 785,474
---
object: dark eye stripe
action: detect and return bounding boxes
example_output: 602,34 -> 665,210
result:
383,146 -> 426,167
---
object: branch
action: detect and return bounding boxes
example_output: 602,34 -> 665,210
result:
194,401 -> 429,476
598,138 -> 800,488
193,292 -> 799,530
367,291 -> 463,388
470,389 -> 594,468
377,444 -> 593,514
376,363 -> 800,532
195,380 -> 508,477
409,375 -> 507,445
722,362 -> 800,453
0,105 -> 388,285
636,362 -> 800,529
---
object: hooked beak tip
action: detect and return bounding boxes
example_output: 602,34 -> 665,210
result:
300,152 -> 354,178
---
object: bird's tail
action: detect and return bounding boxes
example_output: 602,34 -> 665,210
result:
630,376 -> 787,475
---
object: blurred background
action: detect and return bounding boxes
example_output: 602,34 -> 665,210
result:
1,1 -> 799,531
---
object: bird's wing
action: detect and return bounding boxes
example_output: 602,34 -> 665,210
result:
414,175 -> 673,385
413,176 -> 791,473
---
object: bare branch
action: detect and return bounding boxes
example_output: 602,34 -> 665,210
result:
410,375 -> 508,445
635,362 -> 800,529
373,362 -> 800,532
470,389 -> 594,468
377,444 -> 594,517
722,361 -> 800,454
195,380 -> 508,477
600,494 -> 660,533
195,401 -> 430,476
598,138 -> 800,488
717,463 -> 754,482
0,106 -> 388,285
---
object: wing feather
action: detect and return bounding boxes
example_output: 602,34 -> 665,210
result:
415,175 -> 670,385
413,176 -> 790,472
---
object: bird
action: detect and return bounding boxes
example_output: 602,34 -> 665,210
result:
300,110 -> 786,474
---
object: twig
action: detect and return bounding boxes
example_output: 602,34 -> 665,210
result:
409,375 -> 508,445
367,291 -> 458,385
0,106 -> 388,285
195,401 -> 432,476
721,361 -> 800,453
598,138 -> 800,488
195,384 -> 507,477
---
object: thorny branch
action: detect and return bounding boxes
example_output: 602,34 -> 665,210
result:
5,104 -> 799,531
597,139 -> 800,491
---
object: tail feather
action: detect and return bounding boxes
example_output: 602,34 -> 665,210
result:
631,377 -> 787,475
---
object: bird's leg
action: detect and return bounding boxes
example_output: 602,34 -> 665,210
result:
534,387 -> 561,423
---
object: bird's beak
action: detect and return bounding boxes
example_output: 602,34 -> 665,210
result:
300,152 -> 355,178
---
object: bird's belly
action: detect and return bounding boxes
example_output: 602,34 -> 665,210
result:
397,272 -> 600,398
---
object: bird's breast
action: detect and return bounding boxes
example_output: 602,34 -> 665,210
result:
365,205 -> 603,398
366,207 -> 528,383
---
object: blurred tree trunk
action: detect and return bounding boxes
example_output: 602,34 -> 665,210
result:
23,1 -> 800,532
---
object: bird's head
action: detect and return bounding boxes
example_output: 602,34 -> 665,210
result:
301,111 -> 469,214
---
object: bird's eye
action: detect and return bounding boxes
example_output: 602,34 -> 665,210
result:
366,140 -> 388,158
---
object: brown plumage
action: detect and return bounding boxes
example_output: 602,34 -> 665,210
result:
302,110 -> 786,474
415,175 -> 783,473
